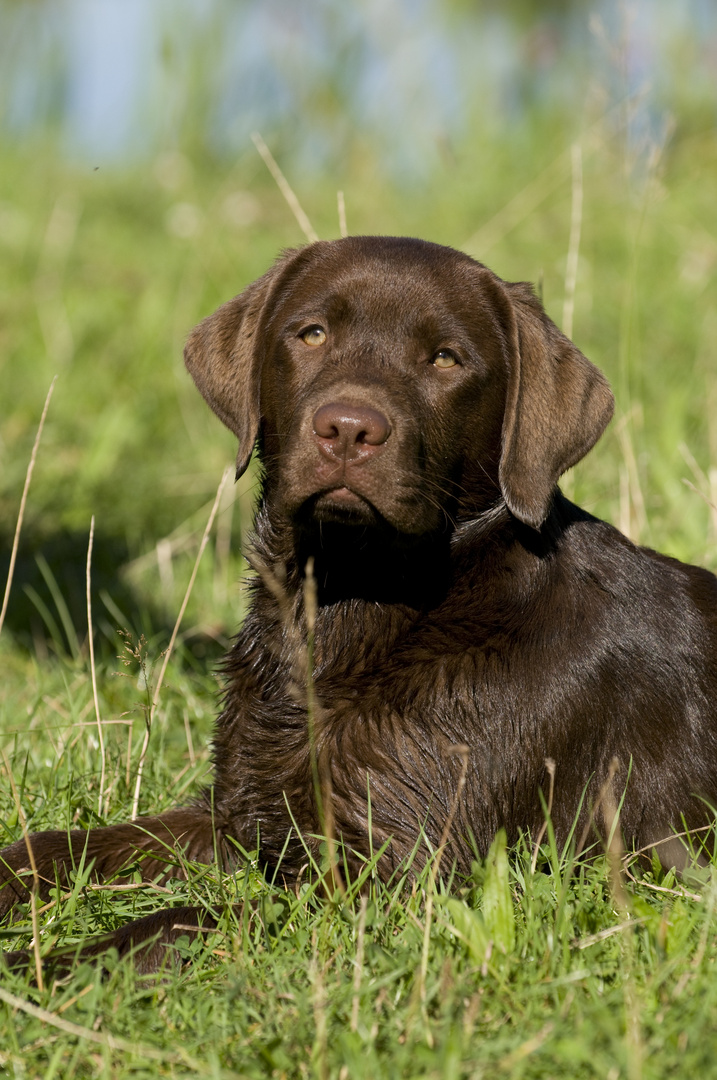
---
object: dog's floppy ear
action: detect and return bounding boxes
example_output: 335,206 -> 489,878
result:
498,281 -> 614,529
184,252 -> 299,478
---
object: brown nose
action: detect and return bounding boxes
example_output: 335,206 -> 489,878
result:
312,403 -> 391,460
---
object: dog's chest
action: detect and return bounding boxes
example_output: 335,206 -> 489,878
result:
240,599 -> 528,754
219,604 -> 549,869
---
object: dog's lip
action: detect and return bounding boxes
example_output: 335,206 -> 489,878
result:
322,485 -> 361,500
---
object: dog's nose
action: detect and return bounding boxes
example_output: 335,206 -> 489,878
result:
312,403 -> 391,460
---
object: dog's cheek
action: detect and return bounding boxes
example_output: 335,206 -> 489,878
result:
439,377 -> 506,512
259,364 -> 325,511
258,349 -> 304,461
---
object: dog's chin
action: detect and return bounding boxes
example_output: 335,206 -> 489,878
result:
302,487 -> 383,527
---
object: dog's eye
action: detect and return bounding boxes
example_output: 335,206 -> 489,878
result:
432,349 -> 458,369
300,326 -> 327,347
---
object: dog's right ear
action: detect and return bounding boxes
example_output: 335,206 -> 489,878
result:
184,253 -> 298,478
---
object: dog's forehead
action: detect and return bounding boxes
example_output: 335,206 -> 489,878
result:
272,237 -> 495,329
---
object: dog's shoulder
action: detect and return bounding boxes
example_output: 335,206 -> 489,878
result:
553,495 -> 717,606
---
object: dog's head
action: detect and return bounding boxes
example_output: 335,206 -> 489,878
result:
185,237 -> 613,532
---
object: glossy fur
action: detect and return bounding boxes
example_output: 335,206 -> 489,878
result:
3,236 -> 717,972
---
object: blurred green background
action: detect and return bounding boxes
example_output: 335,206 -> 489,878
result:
1,0 -> 716,660
2,10 -> 716,1072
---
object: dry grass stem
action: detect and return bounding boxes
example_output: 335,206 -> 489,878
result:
244,548 -> 343,895
337,190 -> 347,238
572,918 -> 646,950
601,757 -> 628,911
350,896 -> 368,1032
498,1023 -> 554,1070
251,131 -> 319,243
562,143 -> 583,340
436,745 -> 470,858
303,559 -> 344,897
531,757 -> 556,873
616,411 -> 647,543
0,375 -> 57,638
420,744 -> 470,1007
679,441 -> 710,490
683,477 -> 717,515
243,548 -> 292,622
303,555 -> 318,638
599,758 -> 643,1080
184,709 -> 197,768
310,932 -> 329,1080
213,475 -> 235,604
35,880 -> 174,916
1,750 -> 43,990
463,146 -> 574,255
576,756 -> 622,858
678,442 -> 717,545
626,821 -> 714,863
623,868 -> 702,903
0,986 -> 179,1063
86,515 -> 106,817
463,97 -> 636,257
131,466 -> 232,819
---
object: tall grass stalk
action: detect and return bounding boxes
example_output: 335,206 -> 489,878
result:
131,465 -> 232,819
0,985 -> 182,1065
562,142 -> 583,341
251,131 -> 319,243
85,515 -> 106,818
0,376 -> 56,638
337,189 -> 348,238
1,750 -> 43,989
419,741 -> 469,1023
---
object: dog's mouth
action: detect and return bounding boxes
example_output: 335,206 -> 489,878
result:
288,478 -> 439,536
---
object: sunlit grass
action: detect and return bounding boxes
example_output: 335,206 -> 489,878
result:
1,653 -> 715,1078
1,93 -> 717,1076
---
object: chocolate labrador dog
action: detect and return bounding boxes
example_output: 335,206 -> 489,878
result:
3,236 -> 717,970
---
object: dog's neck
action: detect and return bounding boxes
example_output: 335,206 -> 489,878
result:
241,494 -> 578,682
249,497 -> 539,612
292,520 -> 453,608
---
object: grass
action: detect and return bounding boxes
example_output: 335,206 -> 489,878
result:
2,649 -> 717,1080
1,74 -> 717,1078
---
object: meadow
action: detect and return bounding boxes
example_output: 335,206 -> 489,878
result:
1,95 -> 717,1077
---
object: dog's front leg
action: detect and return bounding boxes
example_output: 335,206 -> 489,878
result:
0,804 -> 227,919
2,901 -> 223,976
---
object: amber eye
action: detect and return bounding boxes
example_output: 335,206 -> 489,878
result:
300,326 -> 327,347
432,349 -> 458,369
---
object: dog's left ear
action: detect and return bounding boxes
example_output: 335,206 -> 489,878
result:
497,281 -> 614,529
